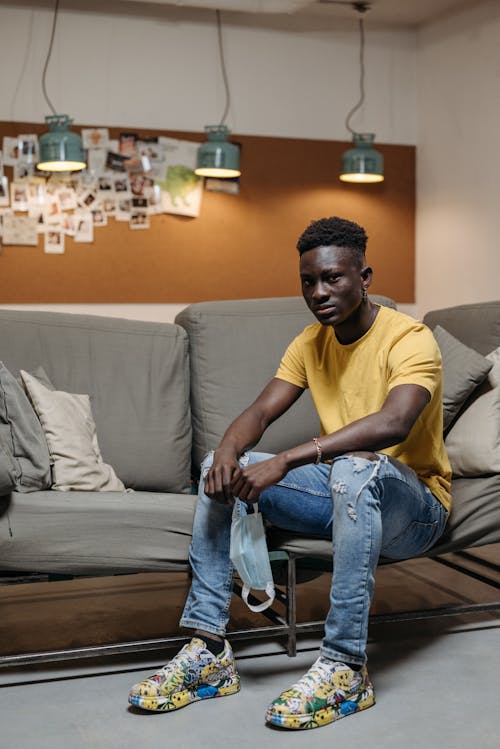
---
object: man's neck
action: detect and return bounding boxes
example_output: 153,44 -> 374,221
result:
333,302 -> 379,345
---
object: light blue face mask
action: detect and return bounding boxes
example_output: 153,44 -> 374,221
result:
229,499 -> 275,613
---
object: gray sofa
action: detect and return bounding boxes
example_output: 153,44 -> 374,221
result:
0,297 -> 499,665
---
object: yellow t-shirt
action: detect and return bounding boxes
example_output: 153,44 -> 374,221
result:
275,305 -> 452,512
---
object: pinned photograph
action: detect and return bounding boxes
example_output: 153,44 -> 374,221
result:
115,197 -> 132,222
18,134 -> 38,164
2,214 -> 38,246
28,207 -> 46,234
44,194 -> 61,220
58,187 -> 78,211
129,210 -> 149,229
61,213 -> 77,237
105,151 -> 129,172
0,209 -> 13,238
14,162 -> 34,180
113,176 -> 130,193
119,132 -> 137,157
79,190 -> 98,208
10,181 -> 29,211
91,206 -> 108,227
74,211 -> 94,243
2,136 -> 19,166
81,128 -> 109,150
98,176 -> 113,192
27,179 -> 46,204
102,196 -> 117,215
86,148 -> 107,175
145,183 -> 163,214
0,176 -> 9,207
45,228 -> 65,254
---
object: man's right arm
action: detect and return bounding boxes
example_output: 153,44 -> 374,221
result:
204,377 -> 304,503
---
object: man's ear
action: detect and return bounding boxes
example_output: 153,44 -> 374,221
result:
361,265 -> 373,288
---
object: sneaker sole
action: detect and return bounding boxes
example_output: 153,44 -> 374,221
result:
129,682 -> 240,712
265,688 -> 375,730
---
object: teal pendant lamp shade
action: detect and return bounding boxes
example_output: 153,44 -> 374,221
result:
37,114 -> 86,172
195,125 -> 240,178
340,133 -> 384,183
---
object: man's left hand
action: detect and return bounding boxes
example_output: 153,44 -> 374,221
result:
230,454 -> 289,503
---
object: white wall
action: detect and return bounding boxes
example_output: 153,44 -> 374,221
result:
0,1 -> 417,321
0,2 -> 416,143
416,0 -> 500,317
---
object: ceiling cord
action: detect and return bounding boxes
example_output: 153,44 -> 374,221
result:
344,14 -> 366,135
216,9 -> 231,126
41,0 -> 60,116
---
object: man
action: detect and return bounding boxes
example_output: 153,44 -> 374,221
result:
129,216 -> 451,730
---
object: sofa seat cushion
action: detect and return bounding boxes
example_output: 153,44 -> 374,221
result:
0,491 -> 196,575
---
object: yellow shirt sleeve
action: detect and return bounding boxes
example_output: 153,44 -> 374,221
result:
387,326 -> 441,398
275,333 -> 308,389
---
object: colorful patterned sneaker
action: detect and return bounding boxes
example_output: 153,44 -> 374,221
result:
265,656 -> 375,730
128,637 -> 240,712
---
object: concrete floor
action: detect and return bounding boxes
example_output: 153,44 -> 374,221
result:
0,547 -> 499,748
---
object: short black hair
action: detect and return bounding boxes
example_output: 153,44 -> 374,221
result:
296,217 -> 368,260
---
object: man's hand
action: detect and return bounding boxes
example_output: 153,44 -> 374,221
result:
230,454 -> 289,504
204,448 -> 242,505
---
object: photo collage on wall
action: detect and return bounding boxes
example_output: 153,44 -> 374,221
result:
0,129 -> 204,255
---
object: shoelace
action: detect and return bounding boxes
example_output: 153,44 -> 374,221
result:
289,657 -> 337,696
152,642 -> 203,680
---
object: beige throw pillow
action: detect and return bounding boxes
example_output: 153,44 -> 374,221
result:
444,346 -> 500,476
20,370 -> 126,492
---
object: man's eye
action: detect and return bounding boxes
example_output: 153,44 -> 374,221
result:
302,279 -> 312,287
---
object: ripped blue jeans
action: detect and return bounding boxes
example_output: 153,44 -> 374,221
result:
180,451 -> 448,665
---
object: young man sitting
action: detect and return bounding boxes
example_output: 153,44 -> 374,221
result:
129,216 -> 451,730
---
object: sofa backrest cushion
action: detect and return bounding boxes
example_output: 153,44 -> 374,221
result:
423,300 -> 500,355
0,312 -> 191,493
176,295 -> 396,472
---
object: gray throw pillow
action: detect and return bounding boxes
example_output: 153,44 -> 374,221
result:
0,361 -> 52,492
433,325 -> 493,430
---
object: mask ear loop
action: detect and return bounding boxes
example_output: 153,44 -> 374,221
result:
231,500 -> 276,613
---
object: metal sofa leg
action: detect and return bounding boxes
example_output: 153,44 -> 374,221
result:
286,554 -> 297,657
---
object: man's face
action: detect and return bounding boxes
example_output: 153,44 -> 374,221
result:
299,245 -> 368,327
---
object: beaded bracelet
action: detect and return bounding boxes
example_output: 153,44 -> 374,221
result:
312,437 -> 323,464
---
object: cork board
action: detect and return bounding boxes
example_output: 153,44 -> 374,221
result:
0,121 -> 415,303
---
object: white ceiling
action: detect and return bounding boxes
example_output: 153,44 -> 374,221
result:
114,0 -> 484,28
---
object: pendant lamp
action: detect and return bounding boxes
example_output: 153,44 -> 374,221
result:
36,0 -> 86,173
37,114 -> 86,172
195,125 -> 240,178
195,11 -> 240,179
339,3 -> 384,184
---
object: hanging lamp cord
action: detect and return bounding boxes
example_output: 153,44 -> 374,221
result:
344,12 -> 366,135
216,9 -> 231,126
41,0 -> 60,116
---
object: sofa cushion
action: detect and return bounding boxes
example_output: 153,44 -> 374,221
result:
0,312 -> 192,493
432,325 -> 493,430
176,295 -> 396,471
444,346 -> 500,476
0,362 -> 51,492
0,490 -> 196,575
21,370 -> 126,492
